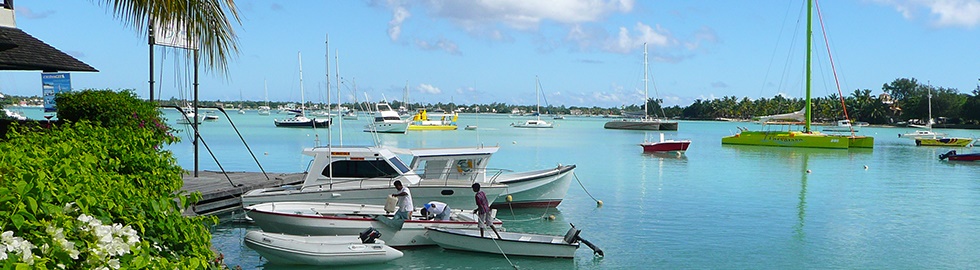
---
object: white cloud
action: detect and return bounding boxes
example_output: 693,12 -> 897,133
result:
388,6 -> 411,41
876,0 -> 980,27
425,0 -> 634,30
414,38 -> 462,55
16,7 -> 55,19
418,83 -> 442,94
711,81 -> 728,88
605,22 -> 674,54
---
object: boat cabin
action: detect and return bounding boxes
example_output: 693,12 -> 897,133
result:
397,146 -> 500,183
301,146 -> 420,188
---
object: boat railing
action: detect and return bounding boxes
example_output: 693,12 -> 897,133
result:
302,176 -> 400,191
403,168 -> 512,186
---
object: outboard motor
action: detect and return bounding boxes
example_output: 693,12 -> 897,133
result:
359,227 -> 381,244
567,223 -> 604,257
939,150 -> 956,160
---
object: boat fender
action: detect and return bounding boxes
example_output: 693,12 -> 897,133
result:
359,227 -> 381,244
384,195 -> 398,213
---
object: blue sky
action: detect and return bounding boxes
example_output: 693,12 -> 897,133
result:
1,0 -> 979,108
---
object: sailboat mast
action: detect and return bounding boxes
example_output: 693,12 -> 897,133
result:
644,43 -> 649,120
927,86 -> 933,130
535,76 -> 541,121
336,51 -> 343,145
264,79 -> 268,107
298,52 -> 306,116
324,36 -> 334,145
804,0 -> 813,133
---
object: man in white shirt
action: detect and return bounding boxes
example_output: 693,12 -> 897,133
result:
391,180 -> 413,220
421,201 -> 451,221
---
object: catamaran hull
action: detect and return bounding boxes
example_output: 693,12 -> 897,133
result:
245,202 -> 501,247
274,120 -> 330,128
491,165 -> 576,208
722,131 -> 874,149
244,231 -> 402,266
242,184 -> 504,210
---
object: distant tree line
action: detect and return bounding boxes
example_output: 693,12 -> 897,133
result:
4,77 -> 979,124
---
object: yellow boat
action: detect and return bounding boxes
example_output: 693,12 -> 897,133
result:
408,109 -> 458,131
915,137 -> 974,147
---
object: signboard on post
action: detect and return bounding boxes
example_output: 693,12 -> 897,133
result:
42,72 -> 71,112
154,21 -> 198,50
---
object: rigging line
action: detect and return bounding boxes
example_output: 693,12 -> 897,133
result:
815,0 -> 855,135
759,0 -> 799,99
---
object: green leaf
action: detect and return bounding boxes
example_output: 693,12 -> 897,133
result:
9,213 -> 24,229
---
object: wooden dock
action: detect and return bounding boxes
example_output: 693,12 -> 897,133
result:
180,170 -> 305,216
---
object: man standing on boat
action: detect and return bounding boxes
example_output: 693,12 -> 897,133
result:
472,183 -> 502,239
391,181 -> 414,220
421,201 -> 451,221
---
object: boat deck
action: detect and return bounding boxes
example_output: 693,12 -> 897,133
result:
180,170 -> 305,216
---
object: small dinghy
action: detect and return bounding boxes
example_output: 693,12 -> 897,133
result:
244,228 -> 403,266
426,223 -> 602,258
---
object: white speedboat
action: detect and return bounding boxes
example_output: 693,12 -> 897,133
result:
398,146 -> 576,208
241,146 -> 507,210
822,119 -> 858,132
244,230 -> 402,266
425,225 -> 603,258
364,101 -> 410,133
899,129 -> 946,139
274,114 -> 330,128
245,202 -> 502,247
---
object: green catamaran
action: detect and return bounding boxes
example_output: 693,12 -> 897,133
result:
721,0 -> 873,149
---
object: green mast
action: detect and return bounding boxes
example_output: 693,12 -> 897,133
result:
804,0 -> 813,133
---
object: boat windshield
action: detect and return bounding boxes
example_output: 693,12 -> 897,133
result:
321,160 -> 400,178
389,157 -> 411,173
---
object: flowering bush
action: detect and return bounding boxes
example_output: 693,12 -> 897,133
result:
0,96 -> 218,268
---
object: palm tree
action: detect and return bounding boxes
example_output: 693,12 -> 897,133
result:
97,0 -> 241,73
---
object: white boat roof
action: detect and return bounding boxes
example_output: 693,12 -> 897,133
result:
390,146 -> 500,157
302,145 -> 398,158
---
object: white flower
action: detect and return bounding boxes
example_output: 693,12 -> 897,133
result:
108,258 -> 120,269
77,214 -> 92,224
57,263 -> 66,269
0,251 -> 7,260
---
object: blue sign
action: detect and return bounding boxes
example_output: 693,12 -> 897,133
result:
42,72 -> 71,112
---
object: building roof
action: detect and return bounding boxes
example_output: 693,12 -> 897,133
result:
0,26 -> 97,72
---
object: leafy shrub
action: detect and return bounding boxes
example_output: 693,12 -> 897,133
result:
0,89 -> 218,269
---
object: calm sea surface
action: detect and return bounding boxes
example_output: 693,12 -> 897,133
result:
14,106 -> 980,269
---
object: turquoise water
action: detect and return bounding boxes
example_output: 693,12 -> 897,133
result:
13,106 -> 980,269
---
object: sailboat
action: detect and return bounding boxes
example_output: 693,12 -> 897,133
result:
258,80 -> 271,115
275,52 -> 330,128
906,88 -> 974,147
604,43 -> 678,131
512,76 -> 553,128
721,0 -> 873,149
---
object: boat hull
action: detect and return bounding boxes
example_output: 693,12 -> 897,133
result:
491,165 -> 575,208
364,122 -> 409,133
408,124 -> 457,131
242,182 -> 506,210
641,141 -> 691,152
425,228 -> 578,258
244,231 -> 402,266
657,121 -> 679,130
604,120 -> 658,130
721,131 -> 850,149
245,202 -> 502,247
915,137 -> 974,147
274,119 -> 330,128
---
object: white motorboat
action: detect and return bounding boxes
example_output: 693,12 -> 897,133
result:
822,119 -> 859,133
408,109 -> 458,130
899,129 -> 946,139
244,229 -> 402,266
175,107 -> 202,124
364,101 -> 410,133
203,111 -> 219,121
425,224 -> 603,258
241,146 -> 507,210
245,202 -> 502,247
398,146 -> 576,208
3,109 -> 27,120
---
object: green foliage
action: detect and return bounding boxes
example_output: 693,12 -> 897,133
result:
0,90 -> 219,268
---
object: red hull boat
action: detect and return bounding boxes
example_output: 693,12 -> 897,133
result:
940,150 -> 980,161
641,133 -> 691,153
